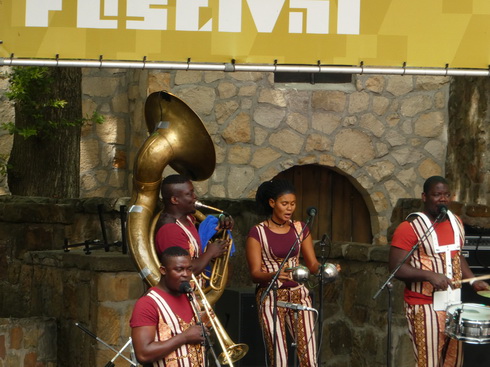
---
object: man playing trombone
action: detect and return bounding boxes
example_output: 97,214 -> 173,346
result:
154,174 -> 233,276
130,246 -> 208,366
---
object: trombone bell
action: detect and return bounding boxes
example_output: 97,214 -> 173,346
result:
191,275 -> 248,365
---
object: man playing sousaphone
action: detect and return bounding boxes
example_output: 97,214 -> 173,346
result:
155,174 -> 233,277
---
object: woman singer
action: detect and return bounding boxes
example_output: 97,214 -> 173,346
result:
246,179 -> 320,367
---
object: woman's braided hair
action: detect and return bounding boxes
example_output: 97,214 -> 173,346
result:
255,179 -> 296,216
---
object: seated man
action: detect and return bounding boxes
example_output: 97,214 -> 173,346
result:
154,174 -> 232,276
130,246 -> 207,366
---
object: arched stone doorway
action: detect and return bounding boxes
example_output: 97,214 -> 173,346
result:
275,164 -> 373,243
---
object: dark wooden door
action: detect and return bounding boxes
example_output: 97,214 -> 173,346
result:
275,165 -> 372,243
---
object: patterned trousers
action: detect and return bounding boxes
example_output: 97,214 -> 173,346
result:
405,303 -> 463,367
256,286 -> 318,367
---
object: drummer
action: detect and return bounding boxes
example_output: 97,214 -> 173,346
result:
389,176 -> 490,367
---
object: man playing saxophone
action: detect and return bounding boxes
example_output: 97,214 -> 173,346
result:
154,174 -> 233,276
130,246 -> 208,366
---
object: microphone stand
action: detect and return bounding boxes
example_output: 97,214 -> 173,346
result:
316,234 -> 328,366
75,322 -> 137,366
259,213 -> 315,367
373,209 -> 447,367
186,292 -> 222,367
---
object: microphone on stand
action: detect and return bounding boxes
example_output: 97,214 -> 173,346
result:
306,206 -> 317,217
436,204 -> 448,222
306,206 -> 317,225
179,281 -> 193,294
277,300 -> 317,312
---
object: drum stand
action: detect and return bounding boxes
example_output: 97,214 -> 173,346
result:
75,322 -> 137,367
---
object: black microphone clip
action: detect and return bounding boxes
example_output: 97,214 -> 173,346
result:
317,233 -> 328,246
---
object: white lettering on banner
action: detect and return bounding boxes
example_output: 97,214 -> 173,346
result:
289,0 -> 329,34
176,0 -> 212,31
219,0 -> 242,33
247,0 -> 285,33
105,0 -> 118,17
126,0 -> 168,30
77,0 -> 118,29
26,0 -> 62,27
24,0 -> 360,35
338,0 -> 360,35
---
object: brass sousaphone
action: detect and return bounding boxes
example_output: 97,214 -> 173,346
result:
127,91 -> 215,287
127,91 -> 247,364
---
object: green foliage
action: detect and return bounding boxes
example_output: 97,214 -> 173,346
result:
0,153 -> 11,177
2,66 -> 103,138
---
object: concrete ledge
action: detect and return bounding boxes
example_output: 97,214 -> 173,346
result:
24,250 -> 136,273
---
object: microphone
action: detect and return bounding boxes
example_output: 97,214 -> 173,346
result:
306,206 -> 317,217
179,281 -> 193,294
436,204 -> 448,221
277,300 -> 317,312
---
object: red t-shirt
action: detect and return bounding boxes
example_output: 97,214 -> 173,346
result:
155,217 -> 202,256
130,287 -> 194,327
391,219 -> 460,305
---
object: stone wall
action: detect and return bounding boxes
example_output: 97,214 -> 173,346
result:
0,196 -> 411,367
0,317 -> 57,367
79,69 -> 451,246
1,196 -> 490,366
3,67 -> 490,244
0,196 -> 143,366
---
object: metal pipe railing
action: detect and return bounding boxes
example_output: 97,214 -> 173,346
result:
1,57 -> 490,77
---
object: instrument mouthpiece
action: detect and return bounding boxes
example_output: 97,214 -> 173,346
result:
194,200 -> 225,214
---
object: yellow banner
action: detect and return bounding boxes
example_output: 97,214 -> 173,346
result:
1,0 -> 490,69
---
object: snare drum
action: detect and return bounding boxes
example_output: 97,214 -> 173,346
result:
445,303 -> 490,344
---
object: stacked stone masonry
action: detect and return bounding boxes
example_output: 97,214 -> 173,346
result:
0,317 -> 57,367
1,197 -> 489,366
1,67 -> 458,245
2,67 -> 490,366
0,196 -> 411,367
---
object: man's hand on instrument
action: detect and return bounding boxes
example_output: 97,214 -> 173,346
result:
216,213 -> 234,231
472,280 -> 490,292
206,239 -> 229,259
428,272 -> 453,291
183,325 -> 208,344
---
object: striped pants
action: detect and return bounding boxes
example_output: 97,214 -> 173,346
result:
405,303 -> 463,367
256,286 -> 318,367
